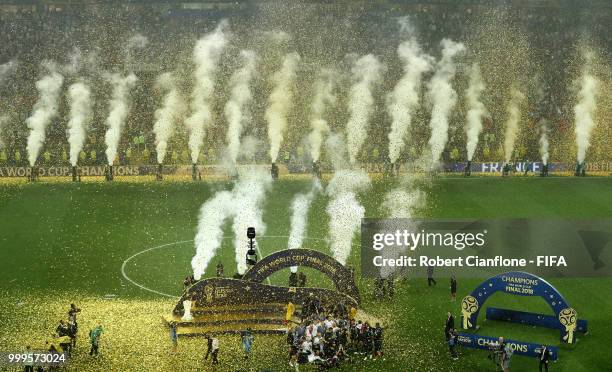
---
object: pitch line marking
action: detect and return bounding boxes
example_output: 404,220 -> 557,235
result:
121,235 -> 358,298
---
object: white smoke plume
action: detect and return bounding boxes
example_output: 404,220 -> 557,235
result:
225,50 -> 258,166
326,169 -> 371,265
287,180 -> 323,272
66,82 -> 93,166
104,73 -> 137,165
0,60 -> 17,84
325,132 -> 349,171
426,39 -> 465,168
263,30 -> 292,44
185,20 -> 229,164
502,87 -> 525,163
574,64 -> 599,164
191,167 -> 272,279
26,63 -> 64,166
346,54 -> 383,164
231,167 -> 273,275
65,48 -> 83,75
191,190 -> 234,280
308,68 -> 337,163
266,52 -> 300,162
127,34 -> 149,51
387,38 -> 432,164
465,63 -> 487,161
153,72 -> 185,164
382,186 -> 425,219
380,178 -> 426,278
539,119 -> 550,165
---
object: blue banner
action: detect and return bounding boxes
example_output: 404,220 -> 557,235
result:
457,333 -> 558,360
445,162 -> 565,173
486,308 -> 588,334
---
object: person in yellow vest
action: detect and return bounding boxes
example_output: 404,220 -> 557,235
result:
349,306 -> 357,322
285,302 -> 296,327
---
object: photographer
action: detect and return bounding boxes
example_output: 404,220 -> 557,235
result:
538,345 -> 551,372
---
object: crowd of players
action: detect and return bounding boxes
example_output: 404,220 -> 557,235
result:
286,295 -> 384,368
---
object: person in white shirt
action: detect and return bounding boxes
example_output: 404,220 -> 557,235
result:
324,316 -> 333,329
308,351 -> 324,363
210,337 -> 220,365
301,339 -> 312,354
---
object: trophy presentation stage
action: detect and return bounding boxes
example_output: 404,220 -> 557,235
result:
163,248 -> 360,336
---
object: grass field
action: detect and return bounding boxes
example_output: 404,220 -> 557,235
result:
1,176 -> 612,371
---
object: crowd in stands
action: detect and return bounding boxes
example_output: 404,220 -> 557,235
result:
0,2 -> 610,168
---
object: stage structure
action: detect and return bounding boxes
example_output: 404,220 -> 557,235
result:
458,271 -> 588,360
164,248 -> 360,336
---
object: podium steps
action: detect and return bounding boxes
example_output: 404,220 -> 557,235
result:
163,303 -> 301,336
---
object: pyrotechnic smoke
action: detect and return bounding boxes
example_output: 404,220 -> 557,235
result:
104,73 -> 137,165
325,132 -> 349,171
382,186 -> 425,219
127,34 -> 149,51
153,72 -> 184,164
426,39 -> 465,168
263,30 -> 291,44
191,190 -> 234,280
502,87 -> 525,163
191,167 -> 272,279
326,169 -> 370,265
308,68 -> 337,163
387,38 -> 432,164
539,119 -> 550,165
26,63 -> 64,166
0,60 -> 17,84
465,63 -> 487,161
346,54 -> 383,164
266,52 -> 300,163
185,20 -> 229,164
574,63 -> 599,164
66,82 -> 93,166
225,50 -> 257,166
287,180 -> 322,272
231,167 -> 272,275
380,178 -> 426,278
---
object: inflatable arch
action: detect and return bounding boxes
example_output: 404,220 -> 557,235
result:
242,248 -> 361,304
461,271 -> 587,344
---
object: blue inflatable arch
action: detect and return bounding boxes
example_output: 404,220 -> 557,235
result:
460,271 -> 587,343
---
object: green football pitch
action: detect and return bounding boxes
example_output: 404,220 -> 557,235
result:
1,176 -> 611,371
